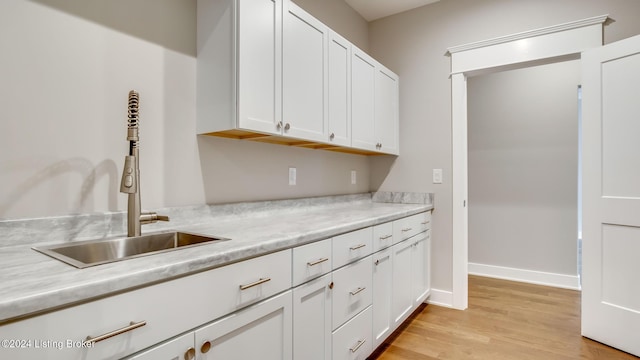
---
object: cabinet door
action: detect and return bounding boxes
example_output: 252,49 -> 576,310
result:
372,247 -> 393,348
391,239 -> 413,328
196,291 -> 292,360
351,48 -> 377,151
293,273 -> 332,360
328,30 -> 351,146
375,66 -> 399,155
237,0 -> 282,134
125,333 -> 195,360
412,231 -> 431,305
282,0 -> 328,141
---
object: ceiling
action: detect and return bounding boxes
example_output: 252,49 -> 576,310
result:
345,0 -> 440,21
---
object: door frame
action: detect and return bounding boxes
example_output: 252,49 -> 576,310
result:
446,15 -> 609,310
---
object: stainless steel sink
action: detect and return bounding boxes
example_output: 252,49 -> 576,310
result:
33,231 -> 230,268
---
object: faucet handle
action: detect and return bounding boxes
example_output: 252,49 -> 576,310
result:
120,156 -> 137,194
140,212 -> 170,224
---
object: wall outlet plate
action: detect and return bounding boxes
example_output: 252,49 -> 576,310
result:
289,167 -> 296,186
433,168 -> 443,184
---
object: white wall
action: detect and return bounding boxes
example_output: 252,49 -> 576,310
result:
368,0 -> 640,293
467,61 -> 580,278
0,0 -> 371,220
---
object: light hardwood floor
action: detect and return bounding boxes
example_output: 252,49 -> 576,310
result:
370,275 -> 637,359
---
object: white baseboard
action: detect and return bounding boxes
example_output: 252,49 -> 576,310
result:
469,262 -> 581,290
426,288 -> 454,308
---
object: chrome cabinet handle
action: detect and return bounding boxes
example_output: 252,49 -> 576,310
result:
184,347 -> 196,360
277,121 -> 283,130
401,227 -> 413,232
307,257 -> 329,267
350,339 -> 366,353
421,221 -> 430,225
239,277 -> 271,290
330,132 -> 335,140
349,244 -> 366,250
379,234 -> 392,240
349,287 -> 365,296
284,123 -> 291,131
85,320 -> 146,344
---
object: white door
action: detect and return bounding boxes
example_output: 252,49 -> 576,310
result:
375,66 -> 399,155
351,49 -> 377,152
293,273 -> 332,360
581,34 -> 640,357
196,291 -> 292,360
282,0 -> 328,141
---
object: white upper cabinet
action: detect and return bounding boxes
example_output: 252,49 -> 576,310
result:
197,0 -> 399,155
327,31 -> 352,147
351,48 -> 377,152
282,1 -> 328,141
197,0 -> 282,135
351,48 -> 400,155
375,65 -> 399,155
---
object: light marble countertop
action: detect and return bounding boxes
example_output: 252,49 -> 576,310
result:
0,193 -> 432,323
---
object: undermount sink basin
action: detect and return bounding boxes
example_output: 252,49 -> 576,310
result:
33,231 -> 230,268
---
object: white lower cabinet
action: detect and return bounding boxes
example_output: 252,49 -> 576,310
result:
412,230 -> 431,305
332,256 -> 373,329
331,306 -> 373,360
372,246 -> 393,348
196,290 -> 292,360
293,273 -> 332,360
391,238 -> 414,328
0,211 -> 431,360
125,333 -> 195,360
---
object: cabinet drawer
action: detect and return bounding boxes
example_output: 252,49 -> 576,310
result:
209,249 -> 292,314
332,227 -> 373,269
332,256 -> 372,329
292,238 -> 332,286
372,222 -> 393,252
332,306 -> 373,360
393,212 -> 430,244
0,250 -> 291,360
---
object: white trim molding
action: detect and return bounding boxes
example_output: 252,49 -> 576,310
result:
448,15 -> 609,75
469,263 -> 581,290
426,289 -> 454,308
447,15 -> 608,313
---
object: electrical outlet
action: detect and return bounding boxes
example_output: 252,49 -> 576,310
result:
351,170 -> 357,185
289,167 -> 296,186
433,169 -> 443,184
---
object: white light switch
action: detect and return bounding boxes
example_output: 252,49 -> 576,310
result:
289,167 -> 296,186
351,170 -> 357,185
433,169 -> 443,184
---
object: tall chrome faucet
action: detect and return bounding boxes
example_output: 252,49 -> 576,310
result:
120,90 -> 169,237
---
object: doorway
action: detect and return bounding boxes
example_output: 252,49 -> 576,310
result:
448,15 -> 608,310
467,61 -> 581,286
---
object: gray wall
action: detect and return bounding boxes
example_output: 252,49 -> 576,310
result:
367,0 -> 640,292
0,0 -> 371,220
467,61 -> 580,276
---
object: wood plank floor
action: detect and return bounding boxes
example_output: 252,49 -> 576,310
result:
370,276 -> 638,360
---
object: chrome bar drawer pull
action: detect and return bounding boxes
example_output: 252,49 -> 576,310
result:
307,257 -> 329,267
401,227 -> 413,232
349,287 -> 366,296
350,339 -> 366,353
421,220 -> 430,225
239,277 -> 271,290
85,320 -> 147,344
379,234 -> 392,240
349,243 -> 366,250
